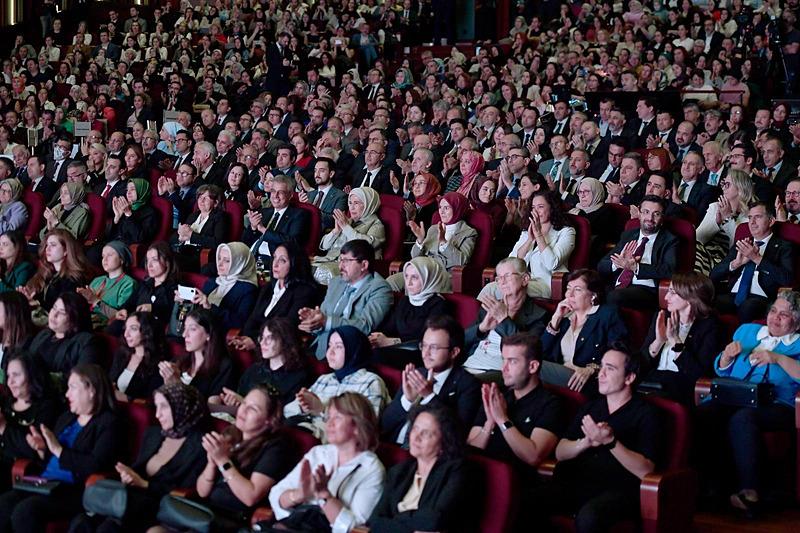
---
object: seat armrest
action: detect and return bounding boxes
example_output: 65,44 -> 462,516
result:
11,458 -> 33,484
388,260 -> 403,276
250,506 -> 274,525
640,468 -> 697,533
86,473 -> 114,486
551,272 -> 567,302
537,459 -> 557,478
170,487 -> 197,498
481,267 -> 496,286
351,527 -> 371,533
694,378 -> 712,406
199,248 -> 211,267
450,266 -> 465,293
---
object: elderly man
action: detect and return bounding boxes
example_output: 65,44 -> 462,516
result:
776,179 -> 800,223
192,141 -> 218,184
463,257 -> 547,375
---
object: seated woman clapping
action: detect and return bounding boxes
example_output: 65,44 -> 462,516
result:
40,183 -> 90,241
284,326 -> 389,440
77,241 -> 137,329
269,392 -> 386,533
0,178 -> 28,234
109,312 -> 168,402
368,404 -> 468,532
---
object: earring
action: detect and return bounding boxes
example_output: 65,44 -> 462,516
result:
591,295 -> 597,305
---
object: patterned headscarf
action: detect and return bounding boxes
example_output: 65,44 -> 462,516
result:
156,382 -> 208,439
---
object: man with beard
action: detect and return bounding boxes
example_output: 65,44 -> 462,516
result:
776,178 -> 800,223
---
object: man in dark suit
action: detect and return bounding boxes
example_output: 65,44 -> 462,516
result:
675,151 -> 715,221
25,155 -> 57,204
45,135 -> 73,185
244,174 -> 309,267
92,28 -> 121,62
673,121 -> 702,166
631,97 -> 659,149
550,100 -> 572,138
159,162 -> 199,227
300,157 -> 348,232
142,131 -> 171,172
589,138 -> 626,183
264,32 -> 292,97
348,141 -> 398,194
605,152 -> 647,207
93,155 -> 128,210
698,18 -> 725,55
381,315 -> 481,444
599,196 -> 678,310
710,202 -> 793,322
645,109 -> 679,154
758,136 -> 798,191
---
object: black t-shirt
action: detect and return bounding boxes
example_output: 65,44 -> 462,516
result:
556,395 -> 660,499
209,433 -> 294,513
473,385 -> 564,466
237,363 -> 309,408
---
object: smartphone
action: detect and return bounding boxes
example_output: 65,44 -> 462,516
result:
177,285 -> 197,301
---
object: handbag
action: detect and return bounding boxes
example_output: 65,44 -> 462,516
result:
13,476 -> 60,496
156,494 -> 215,533
711,363 -> 775,408
264,504 -> 332,533
82,479 -> 128,520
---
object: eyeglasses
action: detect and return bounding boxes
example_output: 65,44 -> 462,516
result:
496,272 -> 522,282
338,256 -> 360,263
720,181 -> 731,189
419,342 -> 451,352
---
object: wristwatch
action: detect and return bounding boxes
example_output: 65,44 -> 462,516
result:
500,420 -> 514,433
606,438 -> 618,450
219,461 -> 233,473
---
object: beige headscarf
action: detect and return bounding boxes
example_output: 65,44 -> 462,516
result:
60,182 -> 87,211
569,177 -> 605,214
207,242 -> 258,307
349,186 -> 381,222
404,257 -> 451,306
0,178 -> 23,216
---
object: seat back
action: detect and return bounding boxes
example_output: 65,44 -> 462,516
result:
95,332 -> 119,371
179,272 -> 210,290
624,216 -> 696,273
285,426 -> 321,456
371,363 -> 402,396
117,400 -> 156,461
605,202 -> 633,243
467,454 -> 519,533
85,193 -> 107,242
432,209 -> 494,269
223,200 -> 244,242
642,395 -> 692,470
295,202 -> 322,256
379,205 -> 405,262
543,383 -> 589,423
566,213 -> 591,270
21,190 -> 45,240
442,293 -> 480,329
620,307 -> 652,352
379,193 -> 405,212
376,442 -> 411,468
150,196 -> 174,242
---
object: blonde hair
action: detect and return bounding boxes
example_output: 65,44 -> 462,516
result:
327,392 -> 378,452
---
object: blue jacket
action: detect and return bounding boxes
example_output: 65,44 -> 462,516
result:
715,323 -> 800,406
202,279 -> 258,332
541,304 -> 628,368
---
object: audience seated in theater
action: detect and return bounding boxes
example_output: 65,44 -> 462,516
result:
171,184 -> 229,272
40,182 -> 90,241
114,241 -> 178,331
369,404 -> 469,532
599,195 -> 677,310
641,273 -> 722,404
696,290 -> 800,517
300,239 -> 393,360
0,178 -> 28,234
177,242 -> 258,331
710,201 -> 793,323
21,229 -> 93,325
78,241 -> 137,330
467,333 -> 563,481
29,292 -> 100,383
214,318 -> 310,411
312,187 -> 385,285
0,364 -> 118,532
73,382 -> 207,533
270,392 -> 386,532
154,385 -> 294,532
0,291 -> 34,381
695,169 -> 754,275
0,353 -> 63,489
371,257 -> 450,368
0,230 -> 34,292
382,315 -> 480,445
158,309 -> 235,399
530,344 -> 659,531
464,257 -> 546,374
541,269 -> 628,394
284,326 -> 389,440
108,311 -> 167,402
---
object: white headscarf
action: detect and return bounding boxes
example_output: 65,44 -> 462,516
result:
207,242 -> 257,306
404,257 -> 450,306
349,186 -> 381,222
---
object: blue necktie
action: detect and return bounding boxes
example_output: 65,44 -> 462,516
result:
734,241 -> 764,305
334,285 -> 356,316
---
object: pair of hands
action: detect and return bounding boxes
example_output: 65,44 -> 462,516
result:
157,175 -> 177,196
408,219 -> 446,245
295,387 -> 323,415
26,424 -> 62,459
729,238 -> 762,270
174,288 -> 211,309
298,306 -> 326,333
76,286 -> 100,307
401,364 -> 434,403
610,239 -> 641,272
527,210 -> 543,240
297,459 -> 332,502
176,223 -> 194,243
481,382 -> 509,430
581,415 -> 615,448
229,335 -> 257,351
202,431 -> 234,466
716,195 -> 735,224
331,209 -> 352,233
477,294 -> 510,333
158,361 -> 181,384
111,196 -> 133,221
720,340 -> 778,368
654,309 -> 682,346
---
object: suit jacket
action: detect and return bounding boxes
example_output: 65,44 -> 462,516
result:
265,44 -> 292,96
182,209 -> 229,250
541,304 -> 628,368
710,234 -> 793,300
349,165 -> 398,194
598,229 -> 679,289
380,366 -> 480,443
92,42 -> 121,62
538,158 -> 571,183
28,177 -> 58,204
314,272 -> 393,358
243,205 -> 310,254
631,118 -> 659,149
165,185 -> 198,225
92,179 -> 128,210
620,178 -> 647,206
308,186 -> 348,231
144,149 -> 171,171
45,157 -> 71,184
680,179 -> 715,220
241,280 -> 321,338
202,278 -> 258,331
697,30 -> 725,54
588,160 -> 619,183
368,458 -> 468,533
410,220 -> 477,270
759,159 -> 798,191
49,410 -> 118,484
674,142 -> 702,165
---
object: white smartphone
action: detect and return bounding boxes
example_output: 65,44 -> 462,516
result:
177,285 -> 197,301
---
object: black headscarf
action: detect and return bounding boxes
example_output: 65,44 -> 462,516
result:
331,325 -> 372,382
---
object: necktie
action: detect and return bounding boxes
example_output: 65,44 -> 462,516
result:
734,241 -> 764,305
554,122 -> 563,134
102,184 -> 112,198
550,160 -> 562,179
638,121 -> 649,136
174,155 -> 183,169
677,148 -> 687,162
313,190 -> 324,207
790,214 -> 798,224
523,132 -> 531,145
708,172 -> 718,186
617,237 -> 649,288
333,285 -> 356,316
361,169 -> 374,188
265,211 -> 279,232
678,182 -> 688,200
767,168 -> 775,182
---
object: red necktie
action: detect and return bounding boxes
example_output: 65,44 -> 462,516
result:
616,237 -> 649,289
102,184 -> 112,198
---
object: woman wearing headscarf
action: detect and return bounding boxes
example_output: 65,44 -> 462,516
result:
158,121 -> 183,156
313,187 -> 385,285
569,177 -> 614,263
284,325 -> 390,441
106,178 -> 159,247
453,150 -> 485,198
392,67 -> 414,90
409,192 -> 477,273
0,178 -> 27,234
403,172 -> 441,230
370,258 -> 451,368
470,176 -> 505,231
79,241 -> 138,329
40,182 -> 90,241
182,242 -> 258,332
75,383 -> 208,532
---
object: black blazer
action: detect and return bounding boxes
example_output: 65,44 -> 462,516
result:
598,229 -> 679,290
641,314 -> 722,403
43,410 -> 119,484
92,179 -> 128,211
620,178 -> 647,206
541,304 -> 628,367
132,426 -> 206,497
380,366 -> 481,443
368,457 -> 469,533
108,350 -> 163,401
0,396 -> 63,463
28,177 -> 58,205
632,119 -> 659,149
243,205 -> 309,253
109,204 -> 159,245
759,159 -> 798,191
710,234 -> 793,300
349,165 -> 399,195
682,180 -> 715,221
182,209 -> 229,250
164,185 -> 198,225
241,279 -> 321,338
29,330 -> 100,376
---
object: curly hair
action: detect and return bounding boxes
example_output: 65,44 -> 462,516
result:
118,311 -> 167,377
259,317 -> 307,372
532,189 -> 569,230
407,404 -> 464,461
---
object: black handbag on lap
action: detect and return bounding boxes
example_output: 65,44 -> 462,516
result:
156,495 -> 215,533
710,364 -> 775,408
82,479 -> 128,520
